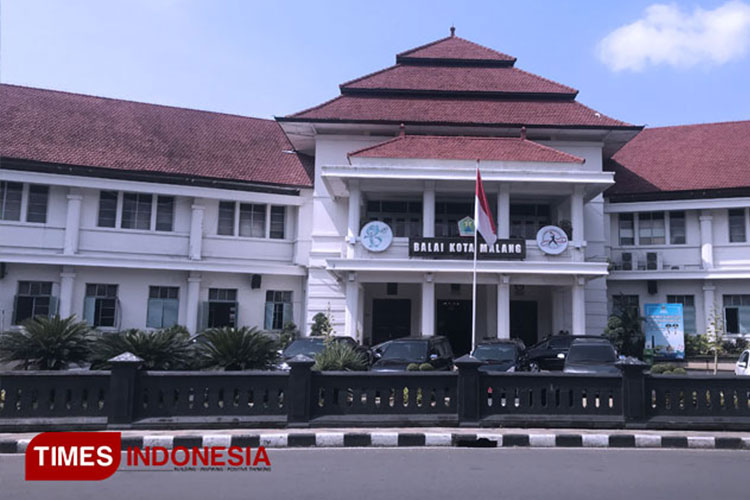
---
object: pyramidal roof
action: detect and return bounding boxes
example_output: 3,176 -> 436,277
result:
284,29 -> 633,129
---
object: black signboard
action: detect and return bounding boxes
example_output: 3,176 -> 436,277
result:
409,237 -> 526,260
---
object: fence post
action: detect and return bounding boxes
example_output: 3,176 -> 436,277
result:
107,352 -> 143,426
286,354 -> 314,427
616,359 -> 650,424
455,354 -> 482,426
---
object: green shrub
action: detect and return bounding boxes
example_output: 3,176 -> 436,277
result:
418,362 -> 434,371
0,315 -> 92,370
313,341 -> 367,371
278,322 -> 299,350
406,363 -> 420,371
685,334 -> 710,356
197,327 -> 278,371
310,312 -> 332,337
90,327 -> 195,370
651,362 -> 687,375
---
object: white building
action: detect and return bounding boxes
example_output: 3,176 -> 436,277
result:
2,30 -> 749,354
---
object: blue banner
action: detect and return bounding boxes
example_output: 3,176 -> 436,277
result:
644,303 -> 685,360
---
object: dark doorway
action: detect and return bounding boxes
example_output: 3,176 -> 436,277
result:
510,301 -> 538,346
437,299 -> 472,356
372,299 -> 411,345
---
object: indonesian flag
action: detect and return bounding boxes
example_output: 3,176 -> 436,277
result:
474,168 -> 497,246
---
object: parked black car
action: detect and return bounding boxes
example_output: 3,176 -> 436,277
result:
370,336 -> 454,372
526,335 -> 605,371
562,338 -> 620,375
276,336 -> 371,370
471,339 -> 528,372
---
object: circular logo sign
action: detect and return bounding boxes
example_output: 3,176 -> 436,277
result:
536,225 -> 569,255
359,221 -> 393,252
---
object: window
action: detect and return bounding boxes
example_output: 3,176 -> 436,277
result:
218,201 -> 235,236
14,281 -> 54,324
724,295 -> 750,334
84,284 -> 118,327
239,203 -> 266,237
155,196 -> 174,232
97,191 -> 118,227
147,286 -> 179,328
207,288 -> 238,328
612,295 -> 639,316
264,291 -> 292,330
638,212 -> 665,245
270,206 -> 286,239
669,211 -> 686,245
667,295 -> 696,334
729,209 -> 746,243
510,204 -> 550,240
618,213 -> 635,246
436,201 -> 472,237
121,193 -> 153,230
26,185 -> 49,223
366,200 -> 422,238
0,181 -> 23,221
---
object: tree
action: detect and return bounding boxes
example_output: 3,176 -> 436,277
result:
0,315 -> 92,370
310,311 -> 333,337
706,305 -> 726,375
603,305 -> 645,358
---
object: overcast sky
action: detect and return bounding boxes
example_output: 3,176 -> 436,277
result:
2,0 -> 750,127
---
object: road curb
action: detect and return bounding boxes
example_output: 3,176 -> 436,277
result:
3,432 -> 750,453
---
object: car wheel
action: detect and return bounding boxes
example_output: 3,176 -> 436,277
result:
529,362 -> 540,372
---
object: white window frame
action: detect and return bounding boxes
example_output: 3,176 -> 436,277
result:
216,201 -> 287,240
97,190 -> 174,232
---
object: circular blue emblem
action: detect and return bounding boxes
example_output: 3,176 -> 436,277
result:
359,221 -> 393,253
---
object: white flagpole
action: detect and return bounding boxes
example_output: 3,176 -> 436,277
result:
471,161 -> 479,354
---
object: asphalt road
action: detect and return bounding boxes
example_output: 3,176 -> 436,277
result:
3,448 -> 748,500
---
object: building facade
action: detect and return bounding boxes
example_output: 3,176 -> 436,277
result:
2,31 -> 749,355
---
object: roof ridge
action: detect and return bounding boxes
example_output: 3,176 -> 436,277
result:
641,119 -> 750,131
0,83 -> 276,123
452,35 -> 516,61
397,36 -> 453,58
346,135 -> 404,157
397,35 -> 516,62
510,66 -> 578,95
339,64 -> 402,89
285,94 -> 344,118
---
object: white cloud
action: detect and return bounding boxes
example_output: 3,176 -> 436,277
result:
598,1 -> 750,71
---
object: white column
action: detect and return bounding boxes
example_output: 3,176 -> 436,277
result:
699,212 -> 714,269
345,272 -> 359,338
552,287 -> 566,334
186,272 -> 202,334
497,184 -> 510,239
497,274 -> 510,338
63,190 -> 82,255
189,200 -> 205,260
572,276 -> 586,335
421,273 -> 435,336
571,185 -> 585,261
702,281 -> 716,335
59,266 -> 76,318
346,180 -> 360,259
423,181 -> 435,237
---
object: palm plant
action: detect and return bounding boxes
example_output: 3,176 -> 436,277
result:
603,305 -> 645,358
0,315 -> 92,370
313,341 -> 367,371
89,327 -> 195,370
196,326 -> 278,371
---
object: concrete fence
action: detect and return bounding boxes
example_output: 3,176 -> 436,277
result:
1,355 -> 749,431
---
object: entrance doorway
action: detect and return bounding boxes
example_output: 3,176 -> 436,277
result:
437,299 -> 472,356
372,299 -> 411,345
510,300 -> 538,346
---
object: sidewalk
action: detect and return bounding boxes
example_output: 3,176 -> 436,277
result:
3,427 -> 750,453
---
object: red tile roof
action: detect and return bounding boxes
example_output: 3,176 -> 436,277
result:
341,64 -> 576,96
349,135 -> 584,163
396,36 -> 516,64
607,121 -> 750,197
290,95 -> 632,128
0,84 -> 313,188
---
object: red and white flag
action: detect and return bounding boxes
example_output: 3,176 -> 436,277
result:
474,168 -> 497,246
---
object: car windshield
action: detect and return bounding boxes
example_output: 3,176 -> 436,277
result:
381,342 -> 428,362
548,337 -> 574,349
283,339 -> 325,358
567,344 -> 616,364
472,344 -> 516,362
